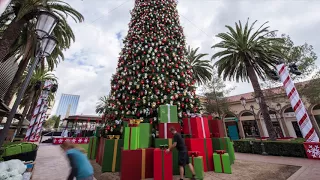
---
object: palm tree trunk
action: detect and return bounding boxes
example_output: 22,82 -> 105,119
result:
3,58 -> 29,105
0,18 -> 28,62
247,65 -> 277,140
17,91 -> 35,135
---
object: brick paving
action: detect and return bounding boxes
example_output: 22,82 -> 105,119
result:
32,144 -> 319,180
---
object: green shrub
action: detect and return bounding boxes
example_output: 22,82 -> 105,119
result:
233,139 -> 307,158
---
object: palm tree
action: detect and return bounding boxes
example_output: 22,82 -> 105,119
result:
16,68 -> 58,134
0,0 -> 84,61
96,96 -> 109,115
186,46 -> 212,85
211,20 -> 285,140
1,0 -> 82,105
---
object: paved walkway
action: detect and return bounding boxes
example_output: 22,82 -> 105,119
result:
236,153 -> 320,180
33,144 -> 319,180
33,144 -> 70,180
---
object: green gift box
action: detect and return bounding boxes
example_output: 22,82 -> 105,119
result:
155,138 -> 179,175
213,152 -> 232,174
101,139 -> 123,172
95,127 -> 101,137
139,123 -> 152,148
158,104 -> 178,123
123,126 -> 140,150
87,136 -> 98,159
186,156 -> 204,179
212,137 -> 234,164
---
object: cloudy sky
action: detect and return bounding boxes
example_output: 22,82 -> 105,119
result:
51,0 -> 320,116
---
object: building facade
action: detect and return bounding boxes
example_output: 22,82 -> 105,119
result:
201,82 -> 320,140
55,94 -> 80,120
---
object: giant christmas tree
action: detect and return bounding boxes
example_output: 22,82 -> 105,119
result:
108,0 -> 201,123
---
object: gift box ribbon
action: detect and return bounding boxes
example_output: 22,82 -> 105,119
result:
191,114 -> 206,138
128,127 -> 132,149
141,149 -> 146,179
129,124 -> 139,127
216,150 -> 226,173
167,104 -> 171,123
112,139 -> 119,172
164,123 -> 168,139
219,153 -> 225,173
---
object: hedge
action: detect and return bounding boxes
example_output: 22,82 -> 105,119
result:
233,139 -> 307,158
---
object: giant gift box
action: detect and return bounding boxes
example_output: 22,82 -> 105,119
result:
155,138 -> 179,175
87,136 -> 98,160
102,139 -> 124,172
208,117 -> 226,138
185,138 -> 214,172
154,147 -> 173,180
158,123 -> 181,139
213,150 -> 232,174
158,104 -> 178,123
185,151 -> 204,180
123,126 -> 140,150
139,123 -> 152,148
96,138 -> 107,165
211,137 -> 235,164
120,148 -> 154,180
183,116 -> 210,138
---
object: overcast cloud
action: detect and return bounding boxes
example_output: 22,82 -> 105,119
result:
51,0 -> 320,116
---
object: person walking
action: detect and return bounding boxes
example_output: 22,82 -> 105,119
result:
166,127 -> 196,180
60,142 -> 94,180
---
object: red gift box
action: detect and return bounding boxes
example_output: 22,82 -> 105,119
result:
120,149 -> 142,180
209,120 -> 226,138
142,148 -> 154,179
159,123 -> 181,139
183,116 -> 210,138
185,138 -> 214,172
154,148 -> 173,180
120,148 -> 154,180
96,138 -> 106,165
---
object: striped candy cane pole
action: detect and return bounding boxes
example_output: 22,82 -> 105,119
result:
276,63 -> 319,142
24,94 -> 44,141
25,81 -> 53,141
33,101 -> 49,141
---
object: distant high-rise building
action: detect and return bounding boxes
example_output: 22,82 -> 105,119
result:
55,94 -> 80,119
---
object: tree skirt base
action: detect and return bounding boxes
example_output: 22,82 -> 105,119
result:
303,142 -> 320,159
52,137 -> 90,144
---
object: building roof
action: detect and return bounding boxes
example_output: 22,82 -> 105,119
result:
64,115 -> 102,122
226,80 -> 310,102
197,80 -> 310,103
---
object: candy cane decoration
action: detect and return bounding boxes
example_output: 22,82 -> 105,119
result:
33,102 -> 49,141
276,63 -> 319,142
25,81 -> 53,141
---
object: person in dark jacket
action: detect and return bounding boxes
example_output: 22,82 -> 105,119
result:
60,142 -> 94,180
166,127 -> 196,180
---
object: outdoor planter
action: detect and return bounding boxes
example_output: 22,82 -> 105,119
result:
303,142 -> 320,159
2,146 -> 39,162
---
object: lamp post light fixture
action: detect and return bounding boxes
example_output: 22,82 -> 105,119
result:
240,96 -> 268,155
0,11 -> 59,147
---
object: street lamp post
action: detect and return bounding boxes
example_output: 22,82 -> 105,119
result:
240,96 -> 268,155
0,11 -> 58,147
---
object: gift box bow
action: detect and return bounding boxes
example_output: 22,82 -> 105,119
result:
159,144 -> 169,150
107,135 -> 115,139
128,124 -> 139,127
216,150 -> 226,154
188,151 -> 200,157
129,119 -> 142,125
